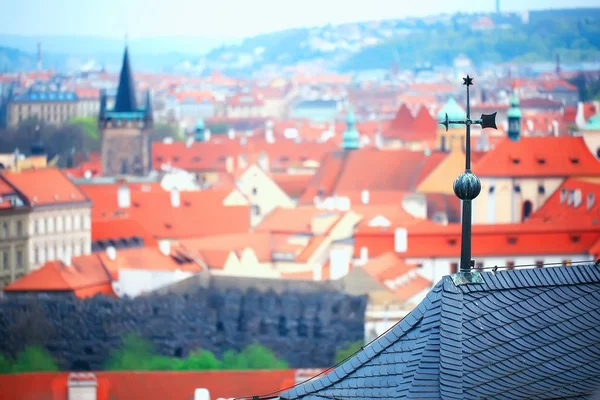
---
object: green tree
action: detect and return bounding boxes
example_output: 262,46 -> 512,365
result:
221,344 -> 288,370
0,354 -> 12,374
11,346 -> 59,373
176,350 -> 222,371
334,341 -> 364,364
104,333 -> 175,371
150,123 -> 182,142
68,117 -> 100,140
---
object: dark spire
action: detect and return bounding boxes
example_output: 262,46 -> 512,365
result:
144,90 -> 153,121
114,47 -> 138,112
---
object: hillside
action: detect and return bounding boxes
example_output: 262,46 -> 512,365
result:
205,9 -> 600,72
0,46 -> 37,72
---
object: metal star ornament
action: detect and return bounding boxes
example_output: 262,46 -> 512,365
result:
463,75 -> 474,86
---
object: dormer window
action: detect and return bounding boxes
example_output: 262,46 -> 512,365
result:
536,158 -> 546,165
489,185 -> 495,194
511,158 -> 520,165
570,158 -> 580,165
173,156 -> 180,162
447,239 -> 457,246
560,188 -> 567,203
514,185 -> 521,193
156,156 -> 164,162
570,235 -> 581,243
192,156 -> 201,162
507,236 -> 518,245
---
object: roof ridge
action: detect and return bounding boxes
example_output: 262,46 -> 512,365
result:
457,264 -> 600,294
279,282 -> 444,399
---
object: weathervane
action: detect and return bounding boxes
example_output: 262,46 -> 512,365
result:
440,75 -> 498,273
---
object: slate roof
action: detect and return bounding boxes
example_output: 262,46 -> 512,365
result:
279,264 -> 600,400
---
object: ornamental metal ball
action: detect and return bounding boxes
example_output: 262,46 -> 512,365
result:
453,171 -> 481,200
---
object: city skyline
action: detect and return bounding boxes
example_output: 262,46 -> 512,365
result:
1,0 -> 599,39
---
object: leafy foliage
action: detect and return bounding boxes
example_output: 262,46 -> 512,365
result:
334,341 -> 364,364
104,333 -> 288,371
0,346 -> 59,374
68,117 -> 101,140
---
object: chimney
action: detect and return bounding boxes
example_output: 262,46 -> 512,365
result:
361,189 -> 370,205
394,228 -> 408,253
159,241 -> 171,256
117,185 -> 131,208
587,193 -> 595,211
170,188 -> 180,208
106,246 -> 117,261
265,120 -> 275,143
575,102 -> 586,128
551,120 -> 559,137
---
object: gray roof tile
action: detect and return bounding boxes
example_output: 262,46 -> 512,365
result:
278,264 -> 600,400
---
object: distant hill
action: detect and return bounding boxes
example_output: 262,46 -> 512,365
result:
0,46 -> 36,72
206,8 -> 600,72
0,35 -> 242,73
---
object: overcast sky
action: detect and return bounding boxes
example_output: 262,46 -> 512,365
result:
1,0 -> 598,38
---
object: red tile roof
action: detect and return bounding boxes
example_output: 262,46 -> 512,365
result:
474,137 -> 600,177
91,218 -> 157,247
4,256 -> 112,297
80,184 -> 250,239
272,174 -> 314,198
528,178 -> 600,226
0,168 -> 89,207
256,207 -> 341,235
355,222 -> 600,259
299,149 -> 447,203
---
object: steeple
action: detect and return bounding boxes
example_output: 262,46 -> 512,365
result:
194,118 -> 206,142
507,88 -> 521,141
114,47 -> 137,113
342,107 -> 360,151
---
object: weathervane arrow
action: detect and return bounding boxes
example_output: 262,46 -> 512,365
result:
439,75 -> 498,133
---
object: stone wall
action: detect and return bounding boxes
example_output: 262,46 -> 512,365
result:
0,287 -> 367,371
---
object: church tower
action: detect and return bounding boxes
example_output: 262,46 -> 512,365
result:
342,107 -> 360,150
507,89 -> 521,141
99,47 -> 153,177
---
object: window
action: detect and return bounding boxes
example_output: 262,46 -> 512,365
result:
34,247 -> 39,264
252,205 -> 261,216
450,262 -> 459,274
16,250 -> 23,267
16,221 -> 22,236
252,187 -> 258,195
475,262 -> 484,271
562,259 -> 571,267
538,185 -> 545,195
37,219 -> 45,234
56,216 -> 62,232
47,217 -> 54,233
535,260 -> 544,268
65,216 -> 72,231
1,222 -> 7,238
2,251 -> 8,270
74,215 -> 81,230
506,261 -> 515,270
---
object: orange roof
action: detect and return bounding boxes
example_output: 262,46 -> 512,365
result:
98,247 -> 202,280
355,222 -> 600,258
336,190 -> 406,206
255,207 -> 341,235
74,88 -> 100,99
299,149 -> 447,204
4,255 -> 111,296
175,90 -> 214,103
363,252 -> 413,280
91,218 -> 157,247
295,235 -> 327,263
528,178 -> 600,226
80,184 -> 250,239
1,168 -> 89,207
474,137 -> 600,177
272,173 -> 313,198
